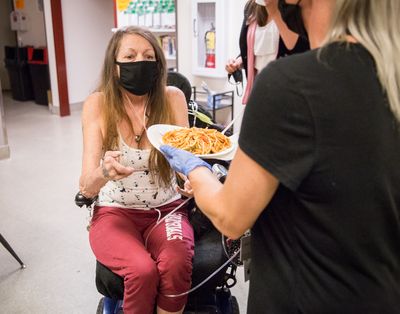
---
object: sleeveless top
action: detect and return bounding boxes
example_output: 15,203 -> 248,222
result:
96,136 -> 180,209
254,20 -> 279,71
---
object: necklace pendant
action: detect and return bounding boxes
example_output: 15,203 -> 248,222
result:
134,135 -> 141,143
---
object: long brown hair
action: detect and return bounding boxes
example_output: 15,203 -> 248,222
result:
98,26 -> 175,186
246,0 -> 268,27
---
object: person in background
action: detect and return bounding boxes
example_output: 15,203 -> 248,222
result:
161,0 -> 400,313
225,0 -> 309,104
79,26 -> 194,314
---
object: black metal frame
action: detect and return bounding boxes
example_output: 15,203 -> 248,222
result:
0,233 -> 25,268
191,87 -> 234,122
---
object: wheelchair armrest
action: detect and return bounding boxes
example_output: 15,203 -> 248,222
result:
74,192 -> 97,208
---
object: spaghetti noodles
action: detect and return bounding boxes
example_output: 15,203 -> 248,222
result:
162,127 -> 231,155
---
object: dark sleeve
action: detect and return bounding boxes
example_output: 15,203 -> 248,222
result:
278,35 -> 310,58
239,10 -> 249,76
239,60 -> 315,191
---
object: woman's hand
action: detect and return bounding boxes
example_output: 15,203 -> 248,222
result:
176,174 -> 194,198
225,57 -> 242,74
79,151 -> 135,198
102,151 -> 135,180
160,145 -> 211,177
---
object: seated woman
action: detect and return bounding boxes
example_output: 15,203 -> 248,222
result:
79,26 -> 194,314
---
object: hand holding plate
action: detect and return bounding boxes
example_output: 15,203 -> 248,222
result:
160,145 -> 212,177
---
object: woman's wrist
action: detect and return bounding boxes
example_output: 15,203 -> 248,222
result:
188,166 -> 213,184
80,167 -> 108,198
96,166 -> 109,185
236,57 -> 243,69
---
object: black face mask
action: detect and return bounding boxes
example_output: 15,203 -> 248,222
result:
116,60 -> 159,96
278,0 -> 308,39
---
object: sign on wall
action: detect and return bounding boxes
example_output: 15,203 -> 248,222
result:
15,0 -> 25,10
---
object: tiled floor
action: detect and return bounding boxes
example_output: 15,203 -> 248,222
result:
0,93 -> 249,313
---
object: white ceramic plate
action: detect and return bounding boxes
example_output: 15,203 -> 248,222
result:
147,124 -> 238,160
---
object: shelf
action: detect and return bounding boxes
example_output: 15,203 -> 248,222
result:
114,1 -> 178,70
111,27 -> 175,34
150,28 -> 176,34
192,67 -> 229,78
192,87 -> 234,121
195,101 -> 233,111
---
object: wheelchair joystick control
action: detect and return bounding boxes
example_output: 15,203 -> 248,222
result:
75,192 -> 97,208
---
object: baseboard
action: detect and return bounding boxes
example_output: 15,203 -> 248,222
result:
49,101 -> 83,116
0,144 -> 10,160
50,105 -> 60,115
70,101 -> 83,112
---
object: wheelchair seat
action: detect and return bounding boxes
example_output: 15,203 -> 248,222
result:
77,187 -> 239,313
96,261 -> 124,301
95,223 -> 233,306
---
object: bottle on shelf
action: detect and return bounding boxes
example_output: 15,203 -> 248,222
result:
145,6 -> 153,27
160,2 -> 170,29
153,2 -> 161,28
166,5 -> 175,28
128,7 -> 138,26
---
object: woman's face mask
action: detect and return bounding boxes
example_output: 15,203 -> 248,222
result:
115,60 -> 159,96
278,0 -> 307,38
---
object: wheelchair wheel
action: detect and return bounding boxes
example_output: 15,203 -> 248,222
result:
96,297 -> 124,314
96,297 -> 104,314
215,288 -> 240,314
230,296 -> 240,314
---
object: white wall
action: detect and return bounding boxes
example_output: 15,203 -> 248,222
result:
3,0 -> 114,111
43,0 -> 59,110
177,0 -> 246,130
61,0 -> 114,105
13,0 -> 47,47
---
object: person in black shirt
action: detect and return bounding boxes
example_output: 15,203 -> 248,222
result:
161,0 -> 400,313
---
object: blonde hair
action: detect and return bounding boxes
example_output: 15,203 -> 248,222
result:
325,0 -> 400,121
98,26 -> 175,186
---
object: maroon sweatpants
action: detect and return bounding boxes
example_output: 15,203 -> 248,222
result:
89,199 -> 194,314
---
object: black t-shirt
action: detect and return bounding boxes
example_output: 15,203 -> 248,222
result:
239,42 -> 400,314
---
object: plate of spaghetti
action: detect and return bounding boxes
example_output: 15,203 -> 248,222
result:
147,124 -> 237,159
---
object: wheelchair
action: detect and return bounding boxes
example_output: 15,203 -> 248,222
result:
75,162 -> 240,314
75,72 -> 240,313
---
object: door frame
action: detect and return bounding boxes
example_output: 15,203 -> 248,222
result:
50,0 -> 70,117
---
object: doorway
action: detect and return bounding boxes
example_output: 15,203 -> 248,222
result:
0,0 -> 70,116
0,0 -> 17,91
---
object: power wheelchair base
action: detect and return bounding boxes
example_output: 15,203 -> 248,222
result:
96,287 -> 239,314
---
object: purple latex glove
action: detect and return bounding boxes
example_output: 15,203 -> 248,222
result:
160,145 -> 212,177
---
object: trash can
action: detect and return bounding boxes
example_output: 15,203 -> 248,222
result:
28,47 -> 50,106
4,46 -> 34,101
